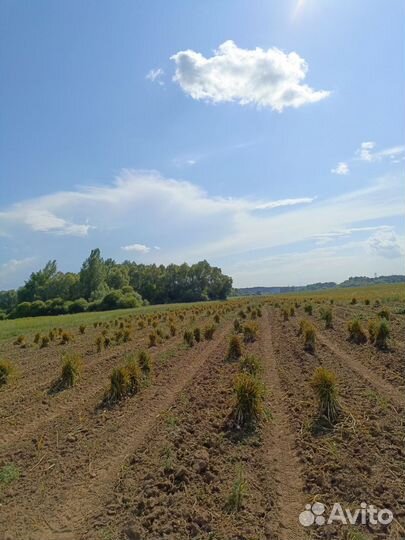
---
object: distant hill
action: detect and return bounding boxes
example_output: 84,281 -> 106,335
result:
232,275 -> 405,296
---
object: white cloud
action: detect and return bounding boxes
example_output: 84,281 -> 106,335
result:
367,229 -> 402,259
170,40 -> 330,111
121,243 -> 151,254
146,68 -> 165,85
356,141 -> 405,163
331,162 -> 349,175
1,170 -> 403,287
0,257 -> 36,288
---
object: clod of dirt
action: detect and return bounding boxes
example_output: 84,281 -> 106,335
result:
174,465 -> 189,482
123,524 -> 142,540
193,448 -> 210,473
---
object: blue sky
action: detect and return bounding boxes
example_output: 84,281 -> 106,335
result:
1,0 -> 404,289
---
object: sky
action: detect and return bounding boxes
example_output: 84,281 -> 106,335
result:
0,0 -> 404,289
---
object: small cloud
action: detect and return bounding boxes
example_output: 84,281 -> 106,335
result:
331,162 -> 349,175
146,68 -> 165,85
121,243 -> 151,254
367,229 -> 402,259
172,157 -> 197,167
170,40 -> 330,111
357,141 -> 377,161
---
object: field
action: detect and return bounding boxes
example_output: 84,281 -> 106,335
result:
0,284 -> 404,539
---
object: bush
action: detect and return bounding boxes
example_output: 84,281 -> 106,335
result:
311,367 -> 340,424
0,360 -> 13,386
203,325 -> 215,340
348,319 -> 367,344
60,353 -> 83,389
243,322 -> 258,343
69,298 -> 89,313
239,355 -> 261,376
231,373 -> 264,429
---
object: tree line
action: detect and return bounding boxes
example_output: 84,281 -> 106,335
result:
0,249 -> 233,319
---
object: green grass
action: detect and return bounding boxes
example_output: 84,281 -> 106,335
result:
0,300 -> 224,343
0,464 -> 20,485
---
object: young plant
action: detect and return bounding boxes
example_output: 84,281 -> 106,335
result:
226,335 -> 242,362
239,355 -> 261,376
311,367 -> 340,424
226,465 -> 247,512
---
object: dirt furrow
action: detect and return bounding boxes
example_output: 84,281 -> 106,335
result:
5,322 -> 231,539
259,308 -> 306,540
315,330 -> 405,409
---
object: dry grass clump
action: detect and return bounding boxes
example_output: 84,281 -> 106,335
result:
40,335 -> 50,348
233,319 -> 242,333
34,333 -> 41,344
193,327 -> 201,343
348,319 -> 367,344
60,332 -> 72,345
79,325 -> 86,335
226,335 -> 242,362
230,373 -> 264,429
170,324 -> 176,337
282,309 -> 289,322
59,353 -> 83,389
148,332 -> 157,348
243,322 -> 258,343
0,360 -> 14,387
311,367 -> 340,424
138,350 -> 152,378
105,367 -> 130,402
304,304 -> 313,315
95,336 -> 103,353
183,330 -> 194,347
299,320 -> 316,352
203,325 -> 216,340
320,307 -> 333,329
13,335 -> 25,346
369,319 -> 390,350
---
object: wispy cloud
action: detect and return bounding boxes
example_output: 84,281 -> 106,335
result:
171,40 -> 330,111
146,67 -> 165,85
356,141 -> 405,163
